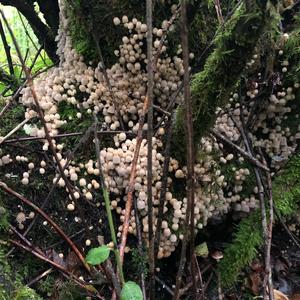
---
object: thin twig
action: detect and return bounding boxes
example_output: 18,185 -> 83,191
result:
214,0 -> 224,24
273,206 -> 300,248
210,129 -> 269,172
119,95 -> 149,262
173,2 -> 196,298
94,118 -> 124,289
238,112 -> 274,300
27,268 -> 53,287
146,0 -> 155,298
119,3 -> 181,268
194,253 -> 205,299
154,114 -> 174,257
0,182 -> 90,273
265,166 -> 275,300
0,118 -> 29,145
0,17 -> 14,75
133,195 -> 147,299
1,130 -> 133,144
0,9 -> 79,208
7,239 -> 102,299
17,11 -> 47,66
155,276 -> 174,296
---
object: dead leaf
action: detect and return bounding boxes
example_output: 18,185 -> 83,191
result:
45,249 -> 66,268
291,294 -> 300,300
249,272 -> 261,295
274,289 -> 289,300
66,251 -> 81,272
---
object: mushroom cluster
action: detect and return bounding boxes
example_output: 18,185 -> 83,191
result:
0,154 -> 12,166
1,0 -> 299,258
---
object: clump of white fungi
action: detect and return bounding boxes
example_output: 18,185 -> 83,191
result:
0,0 -> 299,258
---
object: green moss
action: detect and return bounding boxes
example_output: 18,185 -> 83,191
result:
0,204 -> 9,232
218,211 -> 262,287
65,0 -> 179,65
282,17 -> 300,82
273,155 -> 300,215
0,104 -> 25,137
0,247 -> 42,300
173,0 -> 278,161
219,154 -> 300,288
57,281 -> 84,300
12,287 -> 42,300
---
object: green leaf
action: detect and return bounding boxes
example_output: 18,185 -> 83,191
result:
120,281 -> 143,300
85,246 -> 110,265
195,242 -> 209,258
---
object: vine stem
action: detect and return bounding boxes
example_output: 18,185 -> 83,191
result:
94,119 -> 125,286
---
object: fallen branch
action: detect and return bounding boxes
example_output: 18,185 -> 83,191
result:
0,118 -> 29,145
173,2 -> 196,299
7,239 -> 102,299
1,130 -> 134,144
210,129 -> 269,172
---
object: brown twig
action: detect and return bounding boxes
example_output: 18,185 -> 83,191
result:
173,2 -> 196,299
238,112 -> 274,300
27,268 -> 53,287
0,182 -> 90,273
119,95 -> 149,262
133,195 -> 147,299
265,167 -> 275,300
214,0 -> 224,24
154,114 -> 174,257
194,253 -> 205,299
7,239 -> 102,299
146,0 -> 155,298
210,129 -> 269,172
155,276 -> 174,296
0,17 -> 14,76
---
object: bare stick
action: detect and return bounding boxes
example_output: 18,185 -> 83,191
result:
27,268 -> 53,287
238,113 -> 273,300
133,196 -> 147,299
0,17 -> 14,75
119,95 -> 149,262
274,206 -> 300,248
94,118 -> 124,288
214,0 -> 224,24
155,276 -> 174,296
154,114 -> 174,256
0,118 -> 29,145
194,253 -> 205,299
7,239 -> 102,299
0,100 -> 11,118
210,129 -> 269,172
146,0 -> 155,298
119,3 -> 180,267
1,130 -> 133,144
0,182 -> 90,273
265,168 -> 275,300
173,2 -> 197,298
